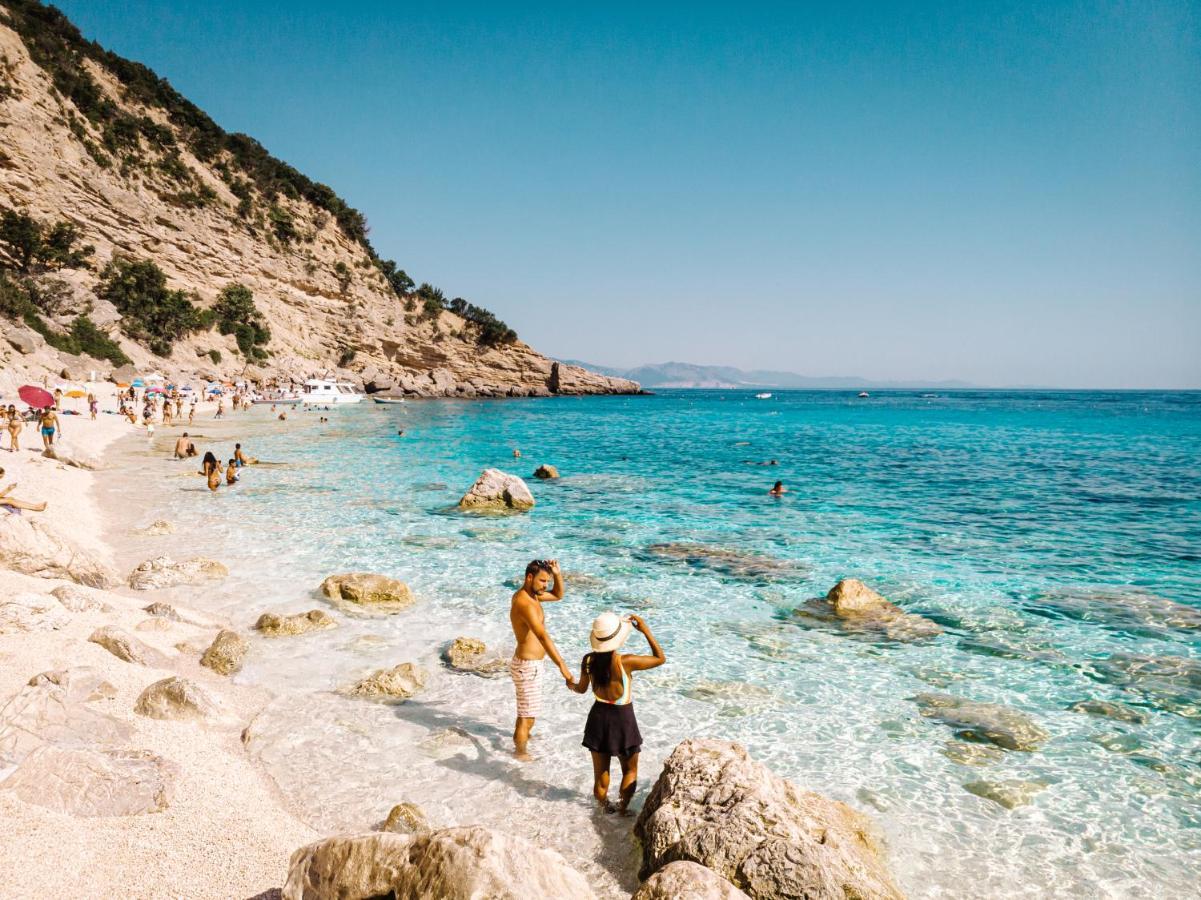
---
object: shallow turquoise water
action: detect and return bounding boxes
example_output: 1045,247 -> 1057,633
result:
117,390 -> 1201,897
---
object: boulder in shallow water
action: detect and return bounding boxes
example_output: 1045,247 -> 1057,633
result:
912,693 -> 1048,751
134,676 -> 222,722
441,637 -> 507,677
255,609 -> 338,637
320,572 -> 415,612
382,801 -> 430,834
644,542 -> 803,582
200,629 -> 249,675
963,779 -> 1047,810
346,662 -> 427,701
533,464 -> 560,479
128,555 -> 228,590
0,744 -> 177,816
1026,587 -> 1201,635
940,740 -> 1006,767
795,579 -> 942,641
1066,699 -> 1149,724
458,468 -> 535,511
635,739 -> 904,900
137,519 -> 175,536
0,515 -> 120,588
88,626 -> 170,666
0,592 -> 72,634
282,827 -> 594,900
632,861 -> 752,900
1088,653 -> 1201,719
51,583 -> 107,612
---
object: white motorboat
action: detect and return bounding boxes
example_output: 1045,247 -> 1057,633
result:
372,396 -> 406,405
755,392 -> 772,399
858,391 -> 870,398
301,378 -> 364,405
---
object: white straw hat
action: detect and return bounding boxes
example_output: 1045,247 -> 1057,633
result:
590,612 -> 632,652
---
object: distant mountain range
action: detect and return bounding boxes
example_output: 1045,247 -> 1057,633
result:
560,360 -> 976,390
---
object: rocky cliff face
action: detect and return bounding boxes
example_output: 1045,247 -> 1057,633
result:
0,2 -> 638,397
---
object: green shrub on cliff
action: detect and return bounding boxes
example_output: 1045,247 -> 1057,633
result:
212,282 -> 270,360
96,256 -> 203,355
0,206 -> 94,274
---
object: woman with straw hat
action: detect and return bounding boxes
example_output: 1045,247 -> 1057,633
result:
568,612 -> 665,814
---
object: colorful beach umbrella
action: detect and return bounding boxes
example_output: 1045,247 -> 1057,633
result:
65,390 -> 87,398
146,386 -> 164,394
131,379 -> 145,388
18,385 -> 54,409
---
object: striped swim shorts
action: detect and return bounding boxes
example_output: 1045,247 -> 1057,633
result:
509,656 -> 544,719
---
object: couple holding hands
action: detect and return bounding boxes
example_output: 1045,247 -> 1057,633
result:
508,559 -> 666,815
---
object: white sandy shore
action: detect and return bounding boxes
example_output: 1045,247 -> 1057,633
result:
0,385 -> 317,900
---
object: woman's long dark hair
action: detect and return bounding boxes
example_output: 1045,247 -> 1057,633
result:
588,651 -> 614,688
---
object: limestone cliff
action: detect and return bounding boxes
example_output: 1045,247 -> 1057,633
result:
0,2 -> 638,397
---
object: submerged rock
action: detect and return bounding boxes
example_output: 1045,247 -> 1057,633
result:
795,579 -> 942,641
644,542 -> 804,582
458,469 -> 535,511
1067,699 -> 1149,724
0,592 -> 72,634
382,801 -> 430,834
533,464 -> 560,479
1025,587 -> 1201,635
346,663 -> 427,701
0,745 -> 177,816
128,556 -> 228,590
282,827 -> 594,900
441,637 -> 507,677
0,515 -> 120,588
137,519 -> 175,536
940,740 -> 1006,767
632,861 -> 751,900
1088,653 -> 1201,718
635,739 -> 904,900
911,693 -> 1048,751
51,584 -> 107,612
963,779 -> 1047,810
680,681 -> 775,718
134,676 -> 222,722
320,572 -> 415,612
200,629 -> 249,675
88,626 -> 170,667
254,609 -> 338,637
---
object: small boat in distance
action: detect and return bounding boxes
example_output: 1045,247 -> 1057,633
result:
755,392 -> 772,399
301,378 -> 364,405
251,393 -> 300,405
372,396 -> 406,405
858,391 -> 870,398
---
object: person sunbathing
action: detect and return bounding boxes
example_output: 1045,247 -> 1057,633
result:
0,468 -> 47,512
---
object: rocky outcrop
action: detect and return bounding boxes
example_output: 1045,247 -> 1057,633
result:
533,464 -> 560,479
632,861 -> 752,900
635,739 -> 904,900
442,637 -> 507,677
87,626 -> 170,666
0,515 -> 120,588
382,802 -> 430,834
255,609 -> 337,637
345,663 -> 427,701
320,572 -> 415,612
0,592 -> 71,634
458,469 -> 535,511
5,324 -> 46,355
134,676 -> 222,722
282,827 -> 595,900
200,629 -> 249,675
0,744 -> 177,816
912,693 -> 1048,751
128,556 -> 228,590
963,779 -> 1047,810
795,579 -> 942,641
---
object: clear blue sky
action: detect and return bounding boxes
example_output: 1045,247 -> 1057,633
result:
54,1 -> 1200,387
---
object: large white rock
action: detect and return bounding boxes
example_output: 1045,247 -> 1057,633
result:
320,572 -> 415,613
458,468 -> 535,511
51,583 -> 107,612
88,626 -> 171,666
134,676 -> 223,722
282,827 -> 595,900
0,667 -> 126,767
128,555 -> 229,590
635,740 -> 904,900
0,744 -> 177,816
0,515 -> 120,588
632,861 -> 752,899
0,592 -> 72,634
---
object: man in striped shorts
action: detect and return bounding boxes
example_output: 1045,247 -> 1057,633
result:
508,559 -> 573,759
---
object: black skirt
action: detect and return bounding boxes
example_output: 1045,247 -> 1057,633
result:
582,701 -> 642,758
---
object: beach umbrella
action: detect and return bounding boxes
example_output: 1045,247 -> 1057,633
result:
208,387 -> 222,394
18,385 -> 54,409
146,386 -> 164,394
131,379 -> 145,388
115,382 -> 130,389
65,389 -> 87,398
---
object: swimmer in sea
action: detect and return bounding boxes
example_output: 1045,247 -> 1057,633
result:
769,480 -> 787,496
225,458 -> 240,485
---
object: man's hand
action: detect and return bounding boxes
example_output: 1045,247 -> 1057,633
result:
548,559 -> 561,576
559,665 -> 573,682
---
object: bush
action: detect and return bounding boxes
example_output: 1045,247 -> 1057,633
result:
377,259 -> 414,297
211,282 -> 270,360
96,256 -> 203,355
68,315 -> 131,364
0,206 -> 94,274
337,347 -> 356,367
209,348 -> 221,363
333,261 -> 352,294
268,205 -> 297,244
446,296 -> 518,346
0,272 -> 129,365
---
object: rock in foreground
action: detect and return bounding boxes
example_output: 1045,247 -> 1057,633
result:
442,637 -> 507,677
912,693 -> 1048,751
134,676 -> 222,722
632,861 -> 752,899
282,827 -> 595,900
88,626 -> 170,666
200,629 -> 249,675
320,572 -> 415,612
0,515 -> 120,587
795,579 -> 942,641
382,802 -> 430,834
128,556 -> 229,590
635,739 -> 904,900
346,663 -> 427,701
0,744 -> 177,816
0,592 -> 71,634
458,469 -> 535,511
255,609 -> 338,637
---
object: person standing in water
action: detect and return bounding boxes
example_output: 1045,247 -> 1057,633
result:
508,559 -> 573,759
569,613 -> 665,814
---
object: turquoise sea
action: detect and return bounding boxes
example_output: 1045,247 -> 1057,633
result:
109,389 -> 1201,898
